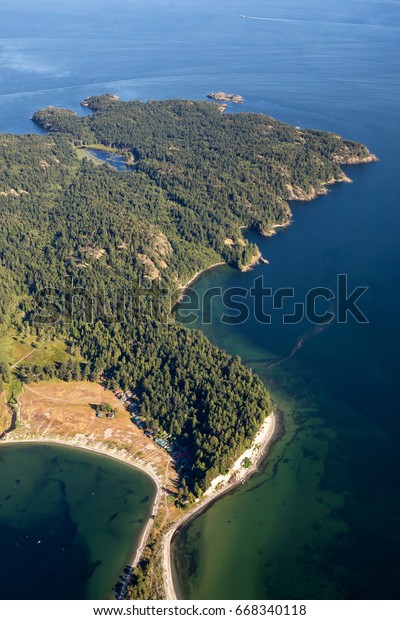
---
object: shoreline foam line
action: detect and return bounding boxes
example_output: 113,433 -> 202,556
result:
162,410 -> 277,600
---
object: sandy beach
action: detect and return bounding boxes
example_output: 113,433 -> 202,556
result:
2,434 -> 164,597
3,432 -> 164,492
175,262 -> 226,305
161,410 -> 277,600
2,410 -> 276,601
2,379 -> 278,600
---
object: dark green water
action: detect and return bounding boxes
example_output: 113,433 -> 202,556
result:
173,109 -> 400,599
90,149 -> 136,171
173,133 -> 400,598
0,443 -> 155,599
0,0 -> 399,602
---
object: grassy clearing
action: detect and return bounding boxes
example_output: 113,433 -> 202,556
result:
0,329 -> 80,369
82,143 -> 121,153
0,332 -> 14,365
15,379 -> 176,488
0,330 -> 83,407
0,330 -> 40,367
22,339 -> 73,367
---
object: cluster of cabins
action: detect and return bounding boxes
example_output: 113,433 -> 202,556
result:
95,410 -> 116,419
113,388 -> 136,405
112,387 -> 191,469
113,388 -> 142,419
170,445 -> 191,467
154,436 -> 172,451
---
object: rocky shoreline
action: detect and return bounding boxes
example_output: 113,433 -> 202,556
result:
207,92 -> 244,104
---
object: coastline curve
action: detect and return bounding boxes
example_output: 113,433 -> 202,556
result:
162,410 -> 278,600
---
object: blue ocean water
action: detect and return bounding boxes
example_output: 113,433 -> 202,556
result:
0,0 -> 399,600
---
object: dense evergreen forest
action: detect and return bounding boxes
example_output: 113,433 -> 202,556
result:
0,97 -> 374,490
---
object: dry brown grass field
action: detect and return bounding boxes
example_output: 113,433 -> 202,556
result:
13,380 -> 176,492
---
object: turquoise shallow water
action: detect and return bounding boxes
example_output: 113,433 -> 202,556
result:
172,117 -> 400,596
0,0 -> 399,601
0,443 -> 155,599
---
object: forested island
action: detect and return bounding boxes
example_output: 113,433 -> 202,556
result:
0,96 -> 376,495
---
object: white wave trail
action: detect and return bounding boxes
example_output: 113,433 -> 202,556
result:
240,15 -> 399,31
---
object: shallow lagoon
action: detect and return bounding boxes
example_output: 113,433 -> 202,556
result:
0,0 -> 399,600
0,443 -> 155,599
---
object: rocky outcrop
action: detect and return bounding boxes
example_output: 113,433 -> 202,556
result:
0,188 -> 28,197
207,92 -> 244,104
336,153 -> 379,165
137,254 -> 161,281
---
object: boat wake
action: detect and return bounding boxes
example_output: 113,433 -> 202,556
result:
268,320 -> 332,370
239,15 -> 399,31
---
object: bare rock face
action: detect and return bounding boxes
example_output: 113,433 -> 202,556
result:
137,254 -> 161,281
207,92 -> 244,104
